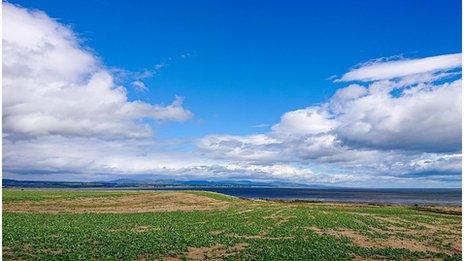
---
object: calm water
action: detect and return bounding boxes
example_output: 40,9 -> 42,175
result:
156,187 -> 462,206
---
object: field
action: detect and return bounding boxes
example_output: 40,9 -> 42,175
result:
2,189 -> 462,260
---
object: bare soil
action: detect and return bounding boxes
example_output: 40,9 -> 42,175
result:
164,243 -> 248,260
309,222 -> 461,255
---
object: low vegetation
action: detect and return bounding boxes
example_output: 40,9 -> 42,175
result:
3,189 -> 462,260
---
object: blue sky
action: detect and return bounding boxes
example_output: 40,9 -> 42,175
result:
3,1 -> 462,187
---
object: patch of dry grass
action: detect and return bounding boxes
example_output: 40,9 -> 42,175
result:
3,192 -> 229,213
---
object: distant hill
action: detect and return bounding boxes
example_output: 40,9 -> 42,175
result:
2,178 -> 329,189
2,179 -> 118,188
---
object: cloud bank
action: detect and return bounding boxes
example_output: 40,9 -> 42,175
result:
3,3 -> 192,139
3,3 -> 462,187
199,54 -> 462,185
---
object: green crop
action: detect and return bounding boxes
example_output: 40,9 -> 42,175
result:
3,189 -> 461,260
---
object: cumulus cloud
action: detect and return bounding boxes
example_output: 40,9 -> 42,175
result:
199,53 -> 462,184
3,3 -> 192,139
340,53 -> 461,82
271,107 -> 336,138
333,80 -> 461,152
201,76 -> 461,162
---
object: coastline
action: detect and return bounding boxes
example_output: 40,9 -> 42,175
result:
3,187 -> 462,208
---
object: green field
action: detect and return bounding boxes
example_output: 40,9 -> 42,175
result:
2,189 -> 461,260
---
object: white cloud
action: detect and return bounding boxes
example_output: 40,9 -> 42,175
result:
131,80 -> 148,91
333,79 -> 461,152
340,53 -> 461,82
4,135 -> 338,183
201,76 -> 461,163
197,134 -> 281,161
251,123 -> 269,128
3,3 -> 192,139
271,107 -> 337,138
199,53 -> 462,184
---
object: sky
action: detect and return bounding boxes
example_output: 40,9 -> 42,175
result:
2,0 -> 462,187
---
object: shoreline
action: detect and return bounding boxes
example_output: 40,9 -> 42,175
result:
3,187 -> 462,209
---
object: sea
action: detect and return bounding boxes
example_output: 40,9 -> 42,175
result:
155,187 -> 462,206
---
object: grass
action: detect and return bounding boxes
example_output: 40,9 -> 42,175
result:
2,189 -> 462,260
